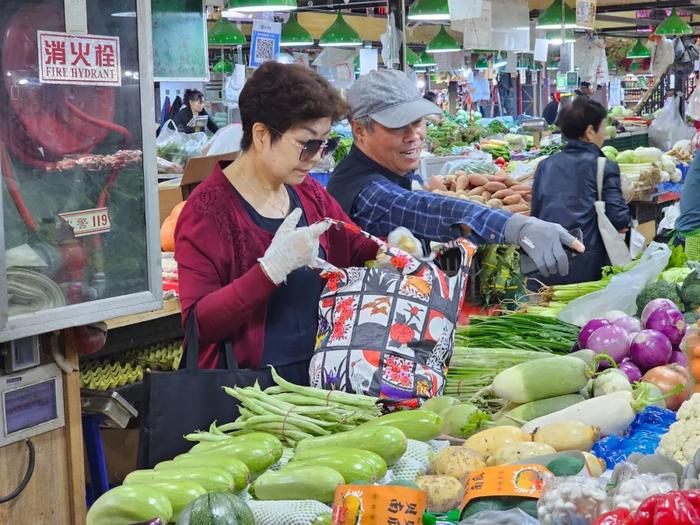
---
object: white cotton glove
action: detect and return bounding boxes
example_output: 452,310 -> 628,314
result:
259,208 -> 331,285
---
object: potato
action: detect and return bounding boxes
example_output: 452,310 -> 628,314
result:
429,446 -> 486,482
486,198 -> 503,208
455,174 -> 471,192
466,186 -> 485,196
486,442 -> 556,466
504,203 -> 530,213
415,475 -> 465,513
463,426 -> 531,457
492,188 -> 516,199
468,174 -> 489,187
483,181 -> 507,192
533,421 -> 600,452
503,194 -> 523,206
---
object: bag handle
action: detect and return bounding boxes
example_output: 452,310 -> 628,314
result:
596,157 -> 606,202
183,308 -> 238,372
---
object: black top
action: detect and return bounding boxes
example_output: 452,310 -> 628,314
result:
327,145 -> 412,215
530,139 -> 630,286
236,186 -> 324,369
542,100 -> 559,125
173,106 -> 219,134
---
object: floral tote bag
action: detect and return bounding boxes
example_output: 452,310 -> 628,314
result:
309,220 -> 476,409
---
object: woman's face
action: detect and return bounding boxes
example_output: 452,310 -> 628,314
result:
255,117 -> 332,185
585,122 -> 606,148
190,97 -> 205,113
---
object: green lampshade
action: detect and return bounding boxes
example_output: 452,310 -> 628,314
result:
227,0 -> 296,12
208,18 -> 246,45
353,55 -> 359,73
281,13 -> 313,47
419,51 -> 437,67
319,13 -> 362,47
630,61 -> 641,72
406,47 -> 421,66
212,59 -> 234,73
547,59 -> 559,70
546,29 -> 575,44
655,8 -> 692,36
408,0 -> 450,21
537,0 -> 577,29
426,25 -> 461,53
474,57 -> 489,70
627,39 -> 651,59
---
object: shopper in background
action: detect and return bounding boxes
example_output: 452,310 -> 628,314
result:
175,62 -> 378,382
575,81 -> 593,99
424,91 -> 437,103
543,92 -> 561,125
174,89 -> 220,134
675,132 -> 700,248
328,69 -> 585,280
530,97 -> 630,285
471,70 -> 491,117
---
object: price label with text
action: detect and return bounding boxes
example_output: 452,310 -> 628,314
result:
59,207 -> 111,237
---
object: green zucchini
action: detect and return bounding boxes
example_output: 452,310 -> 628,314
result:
252,465 -> 344,504
491,356 -> 590,404
359,410 -> 442,441
141,480 -> 206,521
296,426 -> 407,465
419,396 -> 460,415
291,447 -> 387,478
124,467 -> 235,493
155,456 -> 249,491
188,431 -> 281,454
493,394 -> 585,426
86,484 -> 172,525
284,455 -> 376,484
176,439 -> 282,474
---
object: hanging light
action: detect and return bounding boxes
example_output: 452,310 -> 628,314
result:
474,56 -> 489,70
319,12 -> 362,47
546,29 -> 575,45
212,59 -> 235,73
627,39 -> 651,59
281,13 -> 313,47
406,47 -> 421,66
419,51 -> 437,67
227,0 -> 296,12
407,0 -> 450,22
426,25 -> 461,53
537,0 -> 577,30
208,17 -> 246,45
654,8 -> 692,36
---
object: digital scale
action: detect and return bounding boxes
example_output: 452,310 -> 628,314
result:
0,362 -> 64,447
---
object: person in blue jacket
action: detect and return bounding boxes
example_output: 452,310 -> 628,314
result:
530,97 -> 630,286
676,134 -> 700,241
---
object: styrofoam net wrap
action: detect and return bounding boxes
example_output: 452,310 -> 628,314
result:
386,456 -> 426,481
427,439 -> 451,454
247,499 -> 332,525
269,447 -> 295,471
403,439 -> 432,470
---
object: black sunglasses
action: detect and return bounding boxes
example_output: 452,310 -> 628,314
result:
268,126 -> 340,162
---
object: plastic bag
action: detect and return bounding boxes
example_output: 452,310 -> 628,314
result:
688,85 -> 700,121
651,38 -> 675,79
608,462 -> 677,513
436,153 -> 497,176
155,119 -> 184,159
558,242 -> 671,326
649,96 -> 696,151
657,202 -> 681,234
459,509 -> 538,525
202,124 -> 242,156
538,475 -> 609,525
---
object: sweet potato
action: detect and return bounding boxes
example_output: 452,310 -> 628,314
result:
483,181 -> 507,192
510,184 -> 532,192
492,188 -> 516,199
503,194 -> 523,205
481,191 -> 492,201
468,195 -> 485,204
468,174 -> 489,187
486,199 -> 503,208
466,186 -> 485,196
504,203 -> 530,213
454,170 -> 467,178
523,194 -> 532,203
455,174 -> 471,192
426,176 -> 447,192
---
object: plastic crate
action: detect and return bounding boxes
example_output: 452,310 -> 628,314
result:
603,131 -> 649,151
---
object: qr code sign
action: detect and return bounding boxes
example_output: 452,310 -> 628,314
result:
254,37 -> 275,64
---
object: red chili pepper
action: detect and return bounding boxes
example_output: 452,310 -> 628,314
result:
592,508 -> 632,525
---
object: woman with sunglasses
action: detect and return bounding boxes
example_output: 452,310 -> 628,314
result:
174,62 -> 378,384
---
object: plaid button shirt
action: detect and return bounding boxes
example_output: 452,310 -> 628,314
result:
352,180 -> 511,244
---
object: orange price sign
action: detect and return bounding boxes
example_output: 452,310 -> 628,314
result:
331,484 -> 427,525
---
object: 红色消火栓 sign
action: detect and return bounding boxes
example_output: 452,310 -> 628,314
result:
38,31 -> 121,87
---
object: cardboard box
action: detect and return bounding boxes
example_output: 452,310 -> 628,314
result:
637,220 -> 656,245
157,152 -> 238,224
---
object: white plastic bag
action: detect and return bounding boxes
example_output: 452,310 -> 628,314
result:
558,242 -> 671,326
460,509 -> 539,525
651,38 -> 674,79
202,124 -> 242,156
657,202 -> 681,234
688,84 -> 700,121
648,96 -> 695,151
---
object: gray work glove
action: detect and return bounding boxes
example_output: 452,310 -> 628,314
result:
504,215 -> 585,277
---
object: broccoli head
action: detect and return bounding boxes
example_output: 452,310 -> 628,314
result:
681,262 -> 700,312
636,280 -> 682,316
685,309 -> 699,325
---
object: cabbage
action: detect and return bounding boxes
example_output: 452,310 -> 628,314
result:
661,154 -> 677,174
616,150 -> 636,164
602,146 -> 619,161
606,126 -> 617,139
671,168 -> 682,183
634,147 -> 663,163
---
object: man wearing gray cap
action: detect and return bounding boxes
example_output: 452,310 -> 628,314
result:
327,69 -> 584,278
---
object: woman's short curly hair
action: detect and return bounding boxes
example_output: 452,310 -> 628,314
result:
238,62 -> 349,151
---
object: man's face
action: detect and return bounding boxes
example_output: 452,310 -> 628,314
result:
352,118 -> 426,175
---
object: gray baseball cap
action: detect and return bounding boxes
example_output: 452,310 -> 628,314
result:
347,69 -> 442,129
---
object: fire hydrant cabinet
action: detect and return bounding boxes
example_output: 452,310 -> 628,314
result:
0,0 -> 159,522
